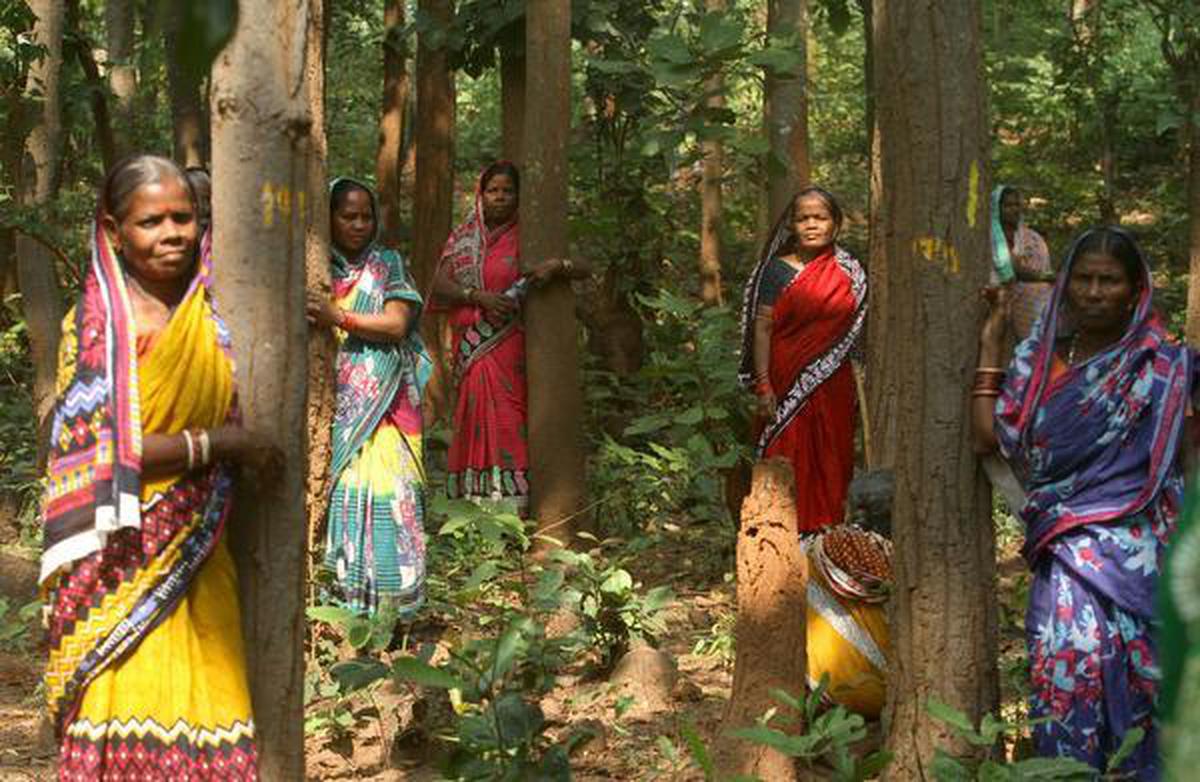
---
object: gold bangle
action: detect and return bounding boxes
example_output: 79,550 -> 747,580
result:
463,286 -> 476,304
974,367 -> 1005,374
182,430 -> 195,471
971,389 -> 1001,398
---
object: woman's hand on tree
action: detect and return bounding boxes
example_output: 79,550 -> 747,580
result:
306,291 -> 341,329
211,425 -> 285,480
980,285 -> 1009,349
475,290 -> 517,319
528,258 -> 566,287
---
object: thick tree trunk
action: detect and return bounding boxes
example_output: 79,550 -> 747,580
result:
413,0 -> 456,422
104,0 -> 136,157
1184,91 -> 1200,346
500,41 -> 526,164
869,1 -> 998,777
412,0 -> 455,291
524,0 -> 589,547
210,0 -> 319,775
306,0 -> 336,562
764,0 -> 810,220
698,0 -> 725,306
715,459 -> 806,781
375,0 -> 410,248
17,0 -> 66,429
163,0 -> 208,167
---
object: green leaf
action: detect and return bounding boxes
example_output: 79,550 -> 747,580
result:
681,718 -> 716,780
600,569 -> 634,595
925,697 -> 978,739
491,616 -> 534,683
929,749 -> 972,782
329,658 -> 389,693
623,412 -> 672,436
492,692 -> 544,746
675,405 -> 705,425
698,13 -> 743,55
1107,726 -> 1145,771
392,656 -> 466,690
462,560 -> 500,592
1006,756 -> 1097,779
346,618 -> 372,649
748,46 -> 804,75
306,605 -> 357,626
647,33 -> 693,66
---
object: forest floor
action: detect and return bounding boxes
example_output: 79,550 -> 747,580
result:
0,512 -> 1029,781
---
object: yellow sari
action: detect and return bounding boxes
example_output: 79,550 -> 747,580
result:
42,229 -> 257,779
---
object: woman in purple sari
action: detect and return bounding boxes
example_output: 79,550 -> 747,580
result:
972,227 -> 1195,777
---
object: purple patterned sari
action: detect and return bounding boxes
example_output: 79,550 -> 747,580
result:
994,230 -> 1195,778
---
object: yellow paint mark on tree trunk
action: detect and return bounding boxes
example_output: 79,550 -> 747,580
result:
914,237 -> 960,275
967,161 -> 980,228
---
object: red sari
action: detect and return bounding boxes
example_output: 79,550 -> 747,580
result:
741,247 -> 867,532
434,173 -> 530,513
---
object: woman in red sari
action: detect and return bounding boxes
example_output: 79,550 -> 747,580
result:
431,161 -> 582,515
739,187 -> 867,532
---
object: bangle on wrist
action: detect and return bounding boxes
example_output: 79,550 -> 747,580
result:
342,311 -> 359,331
182,430 -> 196,471
561,258 -> 573,274
196,429 -> 211,467
463,286 -> 477,304
972,389 -> 1001,398
755,381 -> 773,397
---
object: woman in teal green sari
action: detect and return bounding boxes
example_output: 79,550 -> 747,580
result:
307,178 -> 431,617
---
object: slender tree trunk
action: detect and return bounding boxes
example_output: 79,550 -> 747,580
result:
163,0 -> 208,167
17,0 -> 66,429
500,40 -> 526,164
1184,89 -> 1200,345
698,0 -> 725,306
859,0 -> 875,168
210,0 -> 319,775
524,0 -> 589,547
306,0 -> 336,565
105,0 -> 136,157
869,1 -> 998,777
764,0 -> 811,220
375,0 -> 410,248
412,0 -> 455,291
65,0 -> 117,173
413,0 -> 456,422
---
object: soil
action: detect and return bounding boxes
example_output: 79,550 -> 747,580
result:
0,515 -> 1030,780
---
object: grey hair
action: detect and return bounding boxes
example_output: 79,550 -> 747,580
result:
102,154 -> 196,220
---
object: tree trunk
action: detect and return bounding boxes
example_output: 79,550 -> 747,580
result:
715,459 -> 806,781
65,0 -> 117,173
412,0 -> 455,291
17,0 -> 66,430
858,0 -> 875,168
764,0 -> 811,220
524,0 -> 589,547
1184,89 -> 1200,346
210,0 -> 319,775
375,0 -> 410,248
698,0 -> 725,306
105,0 -> 136,157
305,0 -> 336,567
413,0 -> 456,422
869,1 -> 998,777
500,41 -> 526,164
163,0 -> 208,167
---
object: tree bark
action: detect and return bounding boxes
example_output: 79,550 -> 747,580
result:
163,0 -> 208,167
17,0 -> 66,430
715,459 -> 806,781
375,0 -> 410,248
412,0 -> 455,291
500,40 -> 526,164
1184,90 -> 1200,346
305,0 -> 336,566
413,0 -> 456,423
698,0 -> 725,306
210,0 -> 319,775
869,1 -> 998,777
524,0 -> 589,547
764,0 -> 811,220
105,0 -> 136,157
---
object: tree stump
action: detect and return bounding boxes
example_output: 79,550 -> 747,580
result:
715,458 -> 807,782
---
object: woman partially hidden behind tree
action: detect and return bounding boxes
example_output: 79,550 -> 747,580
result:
42,155 -> 281,779
306,178 -> 430,619
430,161 -> 586,517
738,187 -> 867,533
974,227 -> 1197,777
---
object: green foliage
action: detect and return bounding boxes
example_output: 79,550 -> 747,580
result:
0,596 -> 41,653
727,681 -> 893,781
926,697 -> 1145,780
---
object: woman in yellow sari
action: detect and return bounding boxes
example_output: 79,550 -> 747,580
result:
41,155 -> 278,779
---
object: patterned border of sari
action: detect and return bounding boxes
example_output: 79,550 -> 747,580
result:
749,246 -> 866,456
994,228 -> 1193,562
